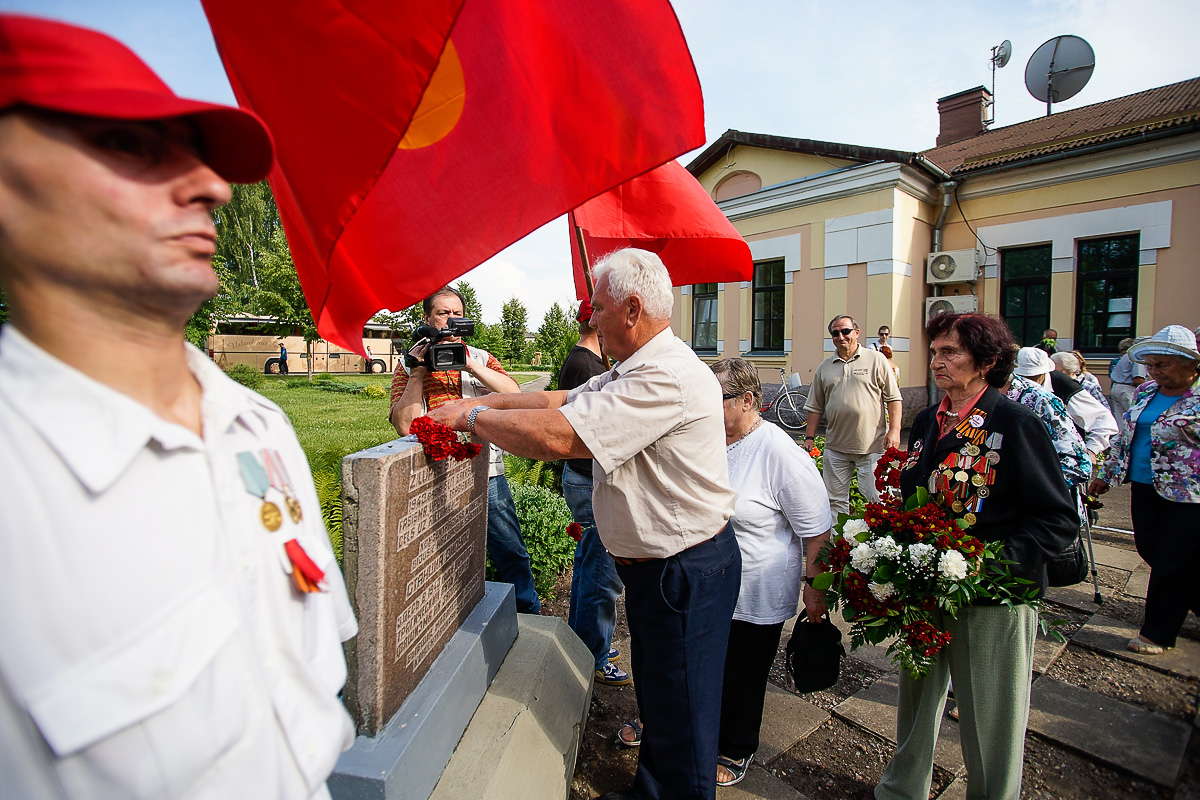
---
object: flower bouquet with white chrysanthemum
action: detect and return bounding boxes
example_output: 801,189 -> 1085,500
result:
813,487 -> 1036,678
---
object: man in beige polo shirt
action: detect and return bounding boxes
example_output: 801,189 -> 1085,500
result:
429,248 -> 740,800
804,315 -> 902,517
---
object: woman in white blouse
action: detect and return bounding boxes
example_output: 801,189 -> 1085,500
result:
710,358 -> 832,786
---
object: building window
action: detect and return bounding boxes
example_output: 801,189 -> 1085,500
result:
1000,245 -> 1051,346
1075,233 -> 1139,354
751,259 -> 785,351
714,171 -> 762,202
692,283 -> 718,351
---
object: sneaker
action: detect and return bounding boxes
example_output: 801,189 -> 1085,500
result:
607,647 -> 621,662
594,662 -> 632,686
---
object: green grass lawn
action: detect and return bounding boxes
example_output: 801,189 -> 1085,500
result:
259,375 -> 397,471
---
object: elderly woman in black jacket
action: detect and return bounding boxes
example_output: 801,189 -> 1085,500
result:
867,314 -> 1077,800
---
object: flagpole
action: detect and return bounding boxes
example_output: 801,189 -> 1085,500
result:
572,219 -> 611,369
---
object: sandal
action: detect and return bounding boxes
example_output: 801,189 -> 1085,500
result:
615,718 -> 642,748
1128,636 -> 1166,655
717,753 -> 753,787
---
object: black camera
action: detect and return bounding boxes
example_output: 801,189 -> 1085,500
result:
406,317 -> 476,371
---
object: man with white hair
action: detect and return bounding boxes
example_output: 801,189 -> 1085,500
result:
1013,347 -> 1118,463
429,248 -> 740,800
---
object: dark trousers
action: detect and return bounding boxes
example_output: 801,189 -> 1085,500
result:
616,524 -> 741,800
1131,482 -> 1200,647
718,619 -> 785,760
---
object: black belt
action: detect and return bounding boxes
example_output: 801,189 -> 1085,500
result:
611,530 -> 719,566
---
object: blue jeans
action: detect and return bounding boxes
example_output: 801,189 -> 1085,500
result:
562,463 -> 623,670
488,475 -> 541,614
617,524 -> 741,800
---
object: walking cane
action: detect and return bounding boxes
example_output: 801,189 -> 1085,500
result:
1080,491 -> 1103,605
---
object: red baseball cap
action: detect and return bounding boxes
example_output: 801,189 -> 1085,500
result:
577,298 -> 594,322
0,14 -> 273,183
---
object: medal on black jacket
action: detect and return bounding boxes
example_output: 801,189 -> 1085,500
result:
915,388 -> 1004,528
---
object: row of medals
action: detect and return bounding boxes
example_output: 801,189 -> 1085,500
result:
930,442 -> 998,528
261,493 -> 302,532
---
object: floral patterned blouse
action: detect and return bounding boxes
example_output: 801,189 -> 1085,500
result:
1099,374 -> 1200,503
1006,375 -> 1091,487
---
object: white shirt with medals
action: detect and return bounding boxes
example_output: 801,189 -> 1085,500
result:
0,325 -> 357,799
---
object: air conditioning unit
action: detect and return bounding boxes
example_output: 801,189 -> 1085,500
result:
926,249 -> 979,284
925,295 -> 978,322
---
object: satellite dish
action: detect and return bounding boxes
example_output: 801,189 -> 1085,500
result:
992,40 -> 1012,69
1025,35 -> 1095,115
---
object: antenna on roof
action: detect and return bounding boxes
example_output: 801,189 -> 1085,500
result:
986,40 -> 1012,127
1024,35 -> 1095,116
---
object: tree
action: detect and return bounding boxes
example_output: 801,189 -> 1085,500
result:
534,301 -> 580,387
500,297 -> 528,362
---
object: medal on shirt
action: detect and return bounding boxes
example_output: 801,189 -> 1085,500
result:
263,449 -> 303,524
237,452 -> 283,532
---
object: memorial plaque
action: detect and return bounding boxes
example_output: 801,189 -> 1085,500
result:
340,438 -> 489,734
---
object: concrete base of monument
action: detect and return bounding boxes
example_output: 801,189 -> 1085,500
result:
428,613 -> 594,800
329,581 -> 521,800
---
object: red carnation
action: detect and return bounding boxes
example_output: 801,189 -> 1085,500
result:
566,522 -> 583,542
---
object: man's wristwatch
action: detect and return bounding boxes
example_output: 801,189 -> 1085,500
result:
804,435 -> 815,441
467,405 -> 489,436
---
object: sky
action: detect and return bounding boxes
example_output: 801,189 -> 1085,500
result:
7,0 -> 1199,326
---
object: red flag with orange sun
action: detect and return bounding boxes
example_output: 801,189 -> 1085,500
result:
569,159 -> 753,299
202,0 -> 705,353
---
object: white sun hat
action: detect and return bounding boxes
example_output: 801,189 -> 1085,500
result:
1127,325 -> 1200,363
1013,346 -> 1054,377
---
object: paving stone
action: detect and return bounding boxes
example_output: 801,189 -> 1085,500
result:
833,675 -> 964,775
1123,564 -> 1150,599
1089,543 -> 1143,572
935,777 -> 967,800
717,763 -> 810,800
1032,626 -> 1069,675
1044,583 -> 1102,614
1071,613 -> 1200,679
756,684 -> 829,763
1027,676 -> 1191,786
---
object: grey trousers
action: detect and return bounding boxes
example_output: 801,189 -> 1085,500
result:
873,603 -> 1038,800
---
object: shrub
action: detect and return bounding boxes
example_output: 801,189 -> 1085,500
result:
508,482 -> 576,600
362,383 -> 387,399
504,454 -> 561,492
310,468 -> 344,563
225,362 -> 265,390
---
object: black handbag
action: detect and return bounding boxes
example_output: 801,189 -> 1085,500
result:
1046,529 -> 1089,587
784,612 -> 845,693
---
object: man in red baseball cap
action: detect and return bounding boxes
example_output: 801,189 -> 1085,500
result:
0,15 -> 357,799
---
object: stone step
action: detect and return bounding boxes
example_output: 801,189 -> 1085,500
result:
1123,564 -> 1150,599
1044,583 -> 1103,614
717,763 -> 810,800
1027,676 -> 1191,786
757,683 -> 829,763
1032,625 -> 1069,675
832,674 -> 964,776
1070,613 -> 1200,679
1088,542 -> 1143,572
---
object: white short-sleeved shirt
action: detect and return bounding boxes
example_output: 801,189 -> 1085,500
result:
561,329 -> 736,558
0,326 -> 357,800
726,422 -> 832,624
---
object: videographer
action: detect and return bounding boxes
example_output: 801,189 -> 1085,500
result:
388,287 -> 541,614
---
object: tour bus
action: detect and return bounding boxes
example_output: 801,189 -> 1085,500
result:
206,315 -> 398,375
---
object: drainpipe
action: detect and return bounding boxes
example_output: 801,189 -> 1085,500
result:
925,179 -> 959,407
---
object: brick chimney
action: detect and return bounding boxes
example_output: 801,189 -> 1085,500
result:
936,87 -> 992,146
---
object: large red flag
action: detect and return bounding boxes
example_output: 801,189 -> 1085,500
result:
202,0 -> 704,354
569,159 -> 753,300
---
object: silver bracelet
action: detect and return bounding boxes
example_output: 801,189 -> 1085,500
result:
467,405 -> 489,436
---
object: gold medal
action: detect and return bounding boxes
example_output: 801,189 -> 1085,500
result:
963,512 -> 977,526
971,474 -> 985,487
286,496 -> 303,523
954,470 -> 969,483
261,501 -> 283,531
965,444 -> 980,457
952,500 -> 965,513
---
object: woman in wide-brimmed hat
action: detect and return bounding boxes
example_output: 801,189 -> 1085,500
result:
1091,325 -> 1200,655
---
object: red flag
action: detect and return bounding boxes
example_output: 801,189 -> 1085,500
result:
203,0 -> 704,354
569,159 -> 753,300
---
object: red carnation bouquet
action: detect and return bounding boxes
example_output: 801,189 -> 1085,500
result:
874,446 -> 906,502
410,416 -> 483,462
814,487 -> 1036,678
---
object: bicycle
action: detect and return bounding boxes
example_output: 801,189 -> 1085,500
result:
762,368 -> 808,430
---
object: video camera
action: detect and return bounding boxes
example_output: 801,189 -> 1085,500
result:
405,317 -> 476,371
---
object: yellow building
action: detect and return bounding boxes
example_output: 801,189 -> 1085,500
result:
680,78 -> 1200,419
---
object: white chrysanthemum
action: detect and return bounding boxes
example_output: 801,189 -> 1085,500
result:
869,581 -> 896,602
850,543 -> 877,574
938,549 -> 969,581
874,535 -> 902,560
842,519 -> 870,539
908,543 -> 936,568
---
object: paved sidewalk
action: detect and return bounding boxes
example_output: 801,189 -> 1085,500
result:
715,481 -> 1198,800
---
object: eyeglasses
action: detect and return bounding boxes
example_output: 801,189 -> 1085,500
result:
722,391 -> 745,400
830,328 -> 856,338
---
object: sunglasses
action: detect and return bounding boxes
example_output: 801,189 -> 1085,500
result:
830,328 -> 856,338
722,391 -> 746,400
